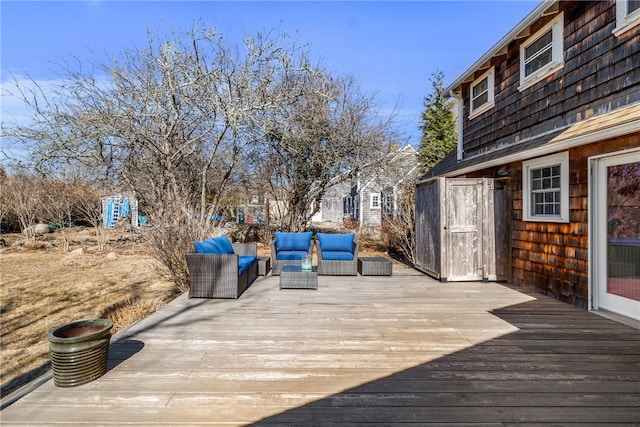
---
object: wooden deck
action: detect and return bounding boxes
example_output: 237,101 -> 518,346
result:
2,269 -> 639,426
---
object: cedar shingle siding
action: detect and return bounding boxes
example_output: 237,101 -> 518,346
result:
464,136 -> 638,308
419,1 -> 640,316
461,1 -> 638,161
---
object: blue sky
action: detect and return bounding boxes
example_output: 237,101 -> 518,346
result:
1,0 -> 540,147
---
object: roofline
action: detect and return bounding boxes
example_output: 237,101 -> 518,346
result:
417,119 -> 640,184
446,0 -> 556,93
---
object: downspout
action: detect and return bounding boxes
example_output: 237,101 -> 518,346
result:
450,89 -> 464,161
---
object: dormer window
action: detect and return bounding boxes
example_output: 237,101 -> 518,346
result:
519,13 -> 564,91
614,0 -> 640,36
469,67 -> 495,119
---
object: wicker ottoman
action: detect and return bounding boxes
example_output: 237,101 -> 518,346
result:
357,257 -> 392,276
279,265 -> 318,290
257,256 -> 271,276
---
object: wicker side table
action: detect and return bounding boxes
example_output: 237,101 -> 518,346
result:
279,265 -> 318,290
357,257 -> 392,276
257,256 -> 271,276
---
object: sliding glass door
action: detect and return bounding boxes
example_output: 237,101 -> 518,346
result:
592,151 -> 640,321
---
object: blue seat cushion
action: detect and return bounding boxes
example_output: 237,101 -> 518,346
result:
238,255 -> 257,276
322,250 -> 354,261
275,232 -> 312,252
317,233 -> 354,252
276,250 -> 309,260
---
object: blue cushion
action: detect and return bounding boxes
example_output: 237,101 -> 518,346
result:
238,255 -> 257,276
215,235 -> 234,254
194,238 -> 221,254
275,232 -> 312,252
317,233 -> 354,252
322,250 -> 354,261
276,250 -> 309,260
193,235 -> 235,254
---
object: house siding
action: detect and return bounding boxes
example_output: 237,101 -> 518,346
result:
361,189 -> 381,227
465,135 -> 638,308
317,145 -> 418,228
461,1 -> 639,160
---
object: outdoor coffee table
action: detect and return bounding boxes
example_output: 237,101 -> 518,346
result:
279,265 -> 318,290
357,257 -> 392,276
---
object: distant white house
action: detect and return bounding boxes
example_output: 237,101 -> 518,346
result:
312,144 -> 419,228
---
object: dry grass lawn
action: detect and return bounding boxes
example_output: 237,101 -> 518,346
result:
0,228 -> 179,397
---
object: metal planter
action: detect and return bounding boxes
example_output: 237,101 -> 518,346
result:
48,319 -> 113,387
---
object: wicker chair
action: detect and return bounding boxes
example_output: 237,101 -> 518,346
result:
271,231 -> 314,275
316,233 -> 359,276
187,239 -> 258,299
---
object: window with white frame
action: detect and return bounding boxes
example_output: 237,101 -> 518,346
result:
469,67 -> 495,119
523,152 -> 569,222
614,0 -> 640,36
519,13 -> 564,91
370,193 -> 380,209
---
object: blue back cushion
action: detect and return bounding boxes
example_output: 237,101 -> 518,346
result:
275,232 -> 312,252
216,235 -> 234,254
194,238 -> 221,254
317,233 -> 354,252
193,235 -> 234,254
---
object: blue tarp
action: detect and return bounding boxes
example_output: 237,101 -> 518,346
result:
120,198 -> 130,218
105,198 -> 115,229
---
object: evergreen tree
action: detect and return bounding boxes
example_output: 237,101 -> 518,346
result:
418,70 -> 457,173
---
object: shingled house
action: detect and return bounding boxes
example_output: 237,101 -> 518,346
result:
415,0 -> 639,325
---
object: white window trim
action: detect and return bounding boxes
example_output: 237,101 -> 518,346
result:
519,12 -> 564,92
614,0 -> 640,37
522,151 -> 570,223
469,67 -> 495,119
369,193 -> 380,210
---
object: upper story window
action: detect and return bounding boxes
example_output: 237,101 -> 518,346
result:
469,67 -> 495,119
522,152 -> 569,223
370,193 -> 380,209
519,13 -> 564,91
614,0 -> 640,36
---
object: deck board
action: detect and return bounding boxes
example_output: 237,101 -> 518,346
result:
2,269 -> 639,425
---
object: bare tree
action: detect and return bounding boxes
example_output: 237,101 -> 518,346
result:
260,73 -> 394,231
2,26 -> 322,288
382,181 -> 417,266
71,181 -> 109,251
2,173 -> 44,240
2,24 -> 400,288
40,178 -> 77,251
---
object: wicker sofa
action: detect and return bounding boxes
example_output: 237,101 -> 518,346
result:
271,231 -> 314,275
186,235 -> 258,299
316,232 -> 359,276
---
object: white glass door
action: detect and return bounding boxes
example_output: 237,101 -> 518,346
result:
593,151 -> 640,321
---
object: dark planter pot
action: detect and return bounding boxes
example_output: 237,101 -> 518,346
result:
48,319 -> 113,387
